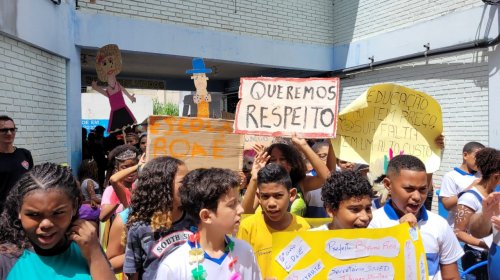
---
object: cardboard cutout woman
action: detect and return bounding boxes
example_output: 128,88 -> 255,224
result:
92,44 -> 137,133
186,58 -> 212,118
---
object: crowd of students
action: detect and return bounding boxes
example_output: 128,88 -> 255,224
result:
0,114 -> 499,280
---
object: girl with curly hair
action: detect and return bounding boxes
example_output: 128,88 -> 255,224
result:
121,156 -> 192,280
454,147 -> 500,280
0,163 -> 114,279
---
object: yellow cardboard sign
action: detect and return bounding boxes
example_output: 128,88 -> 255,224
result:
332,83 -> 443,173
271,223 -> 428,279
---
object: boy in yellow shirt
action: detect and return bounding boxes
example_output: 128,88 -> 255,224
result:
237,163 -> 310,278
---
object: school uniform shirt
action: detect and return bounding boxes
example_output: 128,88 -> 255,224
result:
368,200 -> 463,280
0,242 -> 91,280
155,236 -> 262,280
236,212 -> 310,278
304,189 -> 329,218
123,212 -> 192,280
456,188 -> 493,251
489,226 -> 500,280
439,167 -> 480,226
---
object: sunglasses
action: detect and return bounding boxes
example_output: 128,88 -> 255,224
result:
0,128 -> 18,134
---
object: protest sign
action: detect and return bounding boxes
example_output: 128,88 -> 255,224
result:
243,135 -> 274,150
147,116 -> 244,170
271,223 -> 428,279
234,77 -> 340,138
331,83 -> 443,173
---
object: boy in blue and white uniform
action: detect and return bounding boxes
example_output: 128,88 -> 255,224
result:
369,155 -> 463,280
439,142 -> 484,226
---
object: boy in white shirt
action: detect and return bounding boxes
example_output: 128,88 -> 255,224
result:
155,168 -> 262,280
439,142 -> 484,226
369,155 -> 463,280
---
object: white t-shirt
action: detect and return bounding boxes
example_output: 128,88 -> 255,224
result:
368,201 -> 464,280
304,189 -> 328,218
156,236 -> 262,280
439,168 -> 480,226
308,223 -> 329,231
456,188 -> 493,251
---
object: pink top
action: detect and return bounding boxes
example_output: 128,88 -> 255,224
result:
101,185 -> 132,214
107,85 -> 127,110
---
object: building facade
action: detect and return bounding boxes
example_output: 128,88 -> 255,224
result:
0,0 -> 498,192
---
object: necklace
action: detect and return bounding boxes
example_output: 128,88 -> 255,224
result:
109,82 -> 117,90
188,232 -> 241,280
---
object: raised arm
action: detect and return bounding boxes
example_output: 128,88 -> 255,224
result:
119,82 -> 136,103
454,204 -> 488,249
241,150 -> 269,214
293,136 -> 330,193
326,140 -> 337,172
70,219 -> 115,280
91,81 -> 108,98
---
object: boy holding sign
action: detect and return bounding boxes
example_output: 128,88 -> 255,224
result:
369,155 -> 463,280
237,163 -> 310,278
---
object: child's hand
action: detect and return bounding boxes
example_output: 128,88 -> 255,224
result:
238,171 -> 248,189
482,192 -> 500,220
434,134 -> 445,149
399,213 -> 418,227
91,80 -> 98,90
69,219 -> 101,261
139,153 -> 147,165
291,133 -> 308,148
252,144 -> 266,155
252,151 -> 270,178
493,216 -> 500,231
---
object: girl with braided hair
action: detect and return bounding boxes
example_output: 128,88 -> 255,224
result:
0,163 -> 114,280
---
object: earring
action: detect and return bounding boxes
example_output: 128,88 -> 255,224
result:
13,219 -> 22,229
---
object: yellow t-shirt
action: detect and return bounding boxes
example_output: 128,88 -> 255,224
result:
236,212 -> 310,278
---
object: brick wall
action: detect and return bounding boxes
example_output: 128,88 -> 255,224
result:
337,49 -> 489,210
333,0 -> 483,44
0,34 -> 68,164
77,0 -> 335,45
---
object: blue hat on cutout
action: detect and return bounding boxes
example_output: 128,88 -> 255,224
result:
186,57 -> 212,74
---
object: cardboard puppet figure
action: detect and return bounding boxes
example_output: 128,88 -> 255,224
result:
92,44 -> 137,133
186,58 -> 212,118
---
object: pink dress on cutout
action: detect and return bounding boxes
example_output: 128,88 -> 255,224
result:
106,84 -> 137,133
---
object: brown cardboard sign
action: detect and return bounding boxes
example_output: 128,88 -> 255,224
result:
147,116 -> 243,171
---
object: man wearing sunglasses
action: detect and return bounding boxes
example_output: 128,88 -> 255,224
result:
0,115 -> 33,213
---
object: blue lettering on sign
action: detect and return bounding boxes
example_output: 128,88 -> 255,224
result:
82,119 -> 109,136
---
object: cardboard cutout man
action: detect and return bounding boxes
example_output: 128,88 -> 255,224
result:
186,58 -> 212,118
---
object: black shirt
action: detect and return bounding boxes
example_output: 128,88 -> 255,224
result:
0,147 -> 33,212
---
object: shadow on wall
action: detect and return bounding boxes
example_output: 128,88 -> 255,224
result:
332,0 -> 360,70
477,5 -> 500,77
0,0 -> 17,36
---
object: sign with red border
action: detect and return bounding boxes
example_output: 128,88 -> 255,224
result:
234,77 -> 340,138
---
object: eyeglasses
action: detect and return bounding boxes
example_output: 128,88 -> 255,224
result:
0,128 -> 18,134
